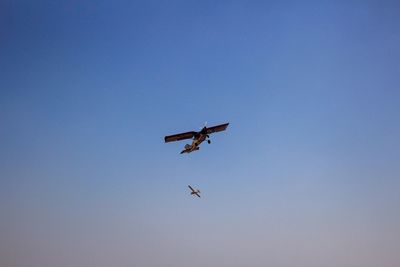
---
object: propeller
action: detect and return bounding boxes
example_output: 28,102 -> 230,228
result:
199,121 -> 207,130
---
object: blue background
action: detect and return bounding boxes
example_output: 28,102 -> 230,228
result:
1,1 -> 399,266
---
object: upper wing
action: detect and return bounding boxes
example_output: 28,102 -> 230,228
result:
164,131 -> 196,143
206,123 -> 229,135
188,185 -> 195,192
194,192 -> 201,198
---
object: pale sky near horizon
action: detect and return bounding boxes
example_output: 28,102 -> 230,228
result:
1,1 -> 400,267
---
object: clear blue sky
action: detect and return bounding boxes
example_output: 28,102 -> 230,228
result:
1,1 -> 400,266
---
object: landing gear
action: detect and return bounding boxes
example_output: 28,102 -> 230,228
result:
207,140 -> 211,144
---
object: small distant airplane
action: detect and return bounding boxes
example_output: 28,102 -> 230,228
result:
188,185 -> 201,198
164,122 -> 229,154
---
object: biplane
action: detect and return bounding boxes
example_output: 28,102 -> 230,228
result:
164,123 -> 229,154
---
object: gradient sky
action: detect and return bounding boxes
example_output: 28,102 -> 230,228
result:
1,1 -> 400,267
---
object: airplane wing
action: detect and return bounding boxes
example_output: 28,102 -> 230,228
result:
206,123 -> 229,135
194,193 -> 201,198
188,185 -> 195,192
164,131 -> 196,143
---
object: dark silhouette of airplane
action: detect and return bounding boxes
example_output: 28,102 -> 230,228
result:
188,185 -> 201,198
164,122 -> 229,154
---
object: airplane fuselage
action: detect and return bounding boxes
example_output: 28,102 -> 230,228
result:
190,190 -> 201,198
191,191 -> 201,198
180,128 -> 208,154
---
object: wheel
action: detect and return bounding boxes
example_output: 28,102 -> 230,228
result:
207,140 -> 211,144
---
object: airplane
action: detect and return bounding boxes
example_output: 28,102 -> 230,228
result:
188,185 -> 201,198
164,122 -> 229,154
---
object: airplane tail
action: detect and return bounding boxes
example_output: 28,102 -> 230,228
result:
181,145 -> 199,154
